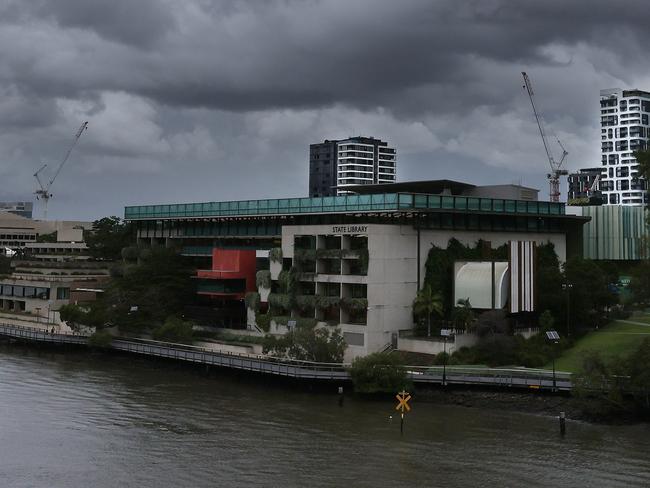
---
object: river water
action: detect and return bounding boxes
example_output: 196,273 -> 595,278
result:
1,345 -> 650,488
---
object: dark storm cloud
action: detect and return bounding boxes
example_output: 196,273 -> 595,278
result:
2,0 -> 649,117
1,0 -> 649,220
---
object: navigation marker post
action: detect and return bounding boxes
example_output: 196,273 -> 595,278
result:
395,390 -> 411,435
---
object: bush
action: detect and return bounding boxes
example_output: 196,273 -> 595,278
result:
255,312 -> 271,332
349,352 -> 411,394
245,292 -> 260,311
263,326 -> 346,362
121,246 -> 140,261
88,329 -> 113,349
256,270 -> 272,289
152,316 -> 194,343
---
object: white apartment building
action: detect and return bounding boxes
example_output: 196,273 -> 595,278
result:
309,136 -> 396,197
335,138 -> 396,195
599,88 -> 650,206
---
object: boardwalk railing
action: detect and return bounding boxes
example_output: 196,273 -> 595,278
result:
0,322 -> 573,390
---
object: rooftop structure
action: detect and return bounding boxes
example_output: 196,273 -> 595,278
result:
309,136 -> 396,197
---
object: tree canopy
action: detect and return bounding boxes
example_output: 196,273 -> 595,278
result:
84,216 -> 134,260
263,326 -> 346,363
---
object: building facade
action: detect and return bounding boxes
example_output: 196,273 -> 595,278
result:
567,205 -> 648,260
125,182 -> 587,359
0,202 -> 33,219
599,88 -> 650,206
309,137 -> 396,197
567,167 -> 603,204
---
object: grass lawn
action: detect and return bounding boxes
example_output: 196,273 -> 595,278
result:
549,317 -> 650,373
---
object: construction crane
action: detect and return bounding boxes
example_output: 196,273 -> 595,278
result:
521,72 -> 568,202
34,121 -> 89,219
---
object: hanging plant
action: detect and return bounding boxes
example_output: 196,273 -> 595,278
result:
341,297 -> 368,312
244,292 -> 260,311
269,247 -> 283,263
316,295 -> 340,310
256,270 -> 272,289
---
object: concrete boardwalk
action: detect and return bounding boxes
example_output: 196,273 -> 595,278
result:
0,323 -> 572,391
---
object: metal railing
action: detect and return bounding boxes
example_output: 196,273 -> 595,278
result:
0,322 -> 575,390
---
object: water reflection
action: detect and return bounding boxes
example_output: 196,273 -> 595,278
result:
1,345 -> 649,488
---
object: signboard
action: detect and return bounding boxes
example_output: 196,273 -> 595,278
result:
331,225 -> 368,234
395,391 -> 411,413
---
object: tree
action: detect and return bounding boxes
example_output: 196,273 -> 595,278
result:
563,257 -> 617,331
0,255 -> 10,275
452,298 -> 474,331
263,326 -> 346,362
538,309 -> 555,331
630,260 -> 650,306
634,149 -> 650,211
349,352 -> 411,393
413,284 -> 443,337
85,216 -> 134,260
101,247 -> 194,331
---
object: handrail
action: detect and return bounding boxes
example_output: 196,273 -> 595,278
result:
0,322 -> 576,388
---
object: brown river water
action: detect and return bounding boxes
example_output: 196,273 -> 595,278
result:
1,344 -> 649,488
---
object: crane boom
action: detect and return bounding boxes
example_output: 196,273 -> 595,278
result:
48,121 -> 88,188
522,72 -> 556,170
521,72 -> 568,202
33,121 -> 89,219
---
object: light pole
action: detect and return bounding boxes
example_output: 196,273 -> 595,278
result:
441,328 -> 451,387
546,330 -> 560,392
562,283 -> 573,338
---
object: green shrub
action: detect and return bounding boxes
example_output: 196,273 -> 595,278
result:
255,312 -> 272,332
121,246 -> 140,261
88,329 -> 113,349
349,352 -> 411,393
263,326 -> 345,362
316,248 -> 342,259
340,297 -> 368,312
245,292 -> 261,311
316,295 -> 340,309
152,316 -> 194,343
268,293 -> 291,313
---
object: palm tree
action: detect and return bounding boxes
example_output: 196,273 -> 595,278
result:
413,284 -> 444,337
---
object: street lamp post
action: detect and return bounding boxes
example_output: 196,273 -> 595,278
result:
441,328 -> 451,387
562,283 -> 573,338
546,330 -> 560,392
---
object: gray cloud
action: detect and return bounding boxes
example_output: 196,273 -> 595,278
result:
0,0 -> 648,219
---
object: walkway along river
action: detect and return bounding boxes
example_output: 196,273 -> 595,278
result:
0,322 -> 573,390
1,342 -> 650,487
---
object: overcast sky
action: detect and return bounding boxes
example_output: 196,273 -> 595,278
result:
1,0 -> 649,221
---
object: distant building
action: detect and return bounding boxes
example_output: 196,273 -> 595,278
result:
0,201 -> 33,219
309,136 -> 396,197
599,88 -> 650,205
567,168 -> 603,204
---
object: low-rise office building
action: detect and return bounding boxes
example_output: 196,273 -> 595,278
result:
125,180 -> 587,359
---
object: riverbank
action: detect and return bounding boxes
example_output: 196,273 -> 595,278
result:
413,386 -> 646,424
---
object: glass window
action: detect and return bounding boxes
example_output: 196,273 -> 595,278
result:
57,288 -> 70,300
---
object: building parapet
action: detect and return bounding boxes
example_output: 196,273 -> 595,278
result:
125,192 -> 566,221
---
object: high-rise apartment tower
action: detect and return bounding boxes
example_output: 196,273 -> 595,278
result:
599,88 -> 650,205
309,137 -> 396,197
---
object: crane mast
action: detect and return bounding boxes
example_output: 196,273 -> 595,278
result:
34,121 -> 88,219
521,72 -> 568,202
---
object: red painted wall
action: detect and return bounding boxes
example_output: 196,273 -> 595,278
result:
196,249 -> 257,297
